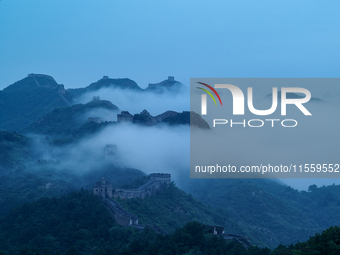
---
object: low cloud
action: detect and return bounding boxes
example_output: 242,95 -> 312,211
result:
75,86 -> 190,116
30,122 -> 190,183
28,86 -> 340,191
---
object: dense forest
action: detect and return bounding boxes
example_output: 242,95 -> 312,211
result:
179,175 -> 340,248
0,189 -> 339,254
0,189 -> 265,255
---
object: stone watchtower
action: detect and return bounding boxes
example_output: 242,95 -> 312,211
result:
105,144 -> 117,159
93,177 -> 113,198
117,111 -> 133,123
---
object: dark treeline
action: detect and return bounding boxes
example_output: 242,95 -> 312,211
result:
0,189 -> 339,255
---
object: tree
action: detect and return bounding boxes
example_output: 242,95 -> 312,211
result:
308,184 -> 317,192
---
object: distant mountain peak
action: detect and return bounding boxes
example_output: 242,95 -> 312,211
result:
146,76 -> 183,92
0,74 -> 73,131
67,76 -> 143,98
89,76 -> 142,91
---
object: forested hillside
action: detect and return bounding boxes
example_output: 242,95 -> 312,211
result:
180,176 -> 340,248
0,189 -> 270,255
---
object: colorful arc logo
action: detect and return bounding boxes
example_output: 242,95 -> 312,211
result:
197,82 -> 223,106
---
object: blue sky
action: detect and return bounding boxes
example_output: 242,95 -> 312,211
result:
1,0 -> 340,90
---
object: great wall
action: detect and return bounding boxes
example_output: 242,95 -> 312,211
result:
81,83 -> 251,247
93,174 -> 169,235
117,109 -> 178,125
93,174 -> 252,248
84,79 -> 251,245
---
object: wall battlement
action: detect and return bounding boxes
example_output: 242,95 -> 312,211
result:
88,117 -> 102,124
117,111 -> 133,123
94,173 -> 171,200
93,175 -> 251,245
113,173 -> 171,199
118,110 -> 178,125
94,175 -> 169,235
104,197 -> 138,226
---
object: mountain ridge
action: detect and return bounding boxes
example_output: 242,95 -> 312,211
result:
0,74 -> 73,131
